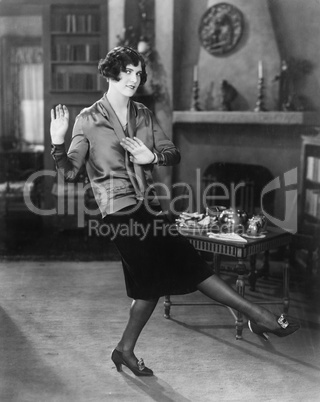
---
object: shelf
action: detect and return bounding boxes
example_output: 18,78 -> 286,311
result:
303,214 -> 320,225
173,111 -> 320,126
50,90 -> 101,94
51,61 -> 98,65
305,179 -> 320,189
302,134 -> 320,147
51,32 -> 100,36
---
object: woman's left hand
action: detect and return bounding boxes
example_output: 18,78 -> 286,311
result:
120,137 -> 154,165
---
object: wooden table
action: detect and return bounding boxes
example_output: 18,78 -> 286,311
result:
164,227 -> 292,340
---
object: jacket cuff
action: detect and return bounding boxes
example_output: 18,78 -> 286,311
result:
156,152 -> 167,166
51,143 -> 65,154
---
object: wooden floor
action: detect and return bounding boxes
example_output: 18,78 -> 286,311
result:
0,257 -> 319,402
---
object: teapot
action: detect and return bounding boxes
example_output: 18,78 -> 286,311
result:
218,208 -> 248,233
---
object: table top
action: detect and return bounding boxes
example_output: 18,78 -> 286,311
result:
178,226 -> 292,258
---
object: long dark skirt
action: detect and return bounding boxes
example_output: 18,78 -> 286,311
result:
103,204 -> 213,300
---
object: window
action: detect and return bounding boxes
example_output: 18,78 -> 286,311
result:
1,37 -> 44,151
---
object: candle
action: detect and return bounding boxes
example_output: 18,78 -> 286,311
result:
193,65 -> 198,82
258,60 -> 263,79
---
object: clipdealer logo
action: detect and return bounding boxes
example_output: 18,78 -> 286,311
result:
260,168 -> 298,233
22,167 -> 298,234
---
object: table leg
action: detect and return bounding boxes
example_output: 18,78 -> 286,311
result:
235,260 -> 247,340
213,253 -> 221,275
248,255 -> 257,291
283,260 -> 290,314
164,295 -> 171,319
260,250 -> 270,279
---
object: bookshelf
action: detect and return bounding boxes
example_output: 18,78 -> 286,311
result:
50,4 -> 104,93
291,133 -> 320,283
43,1 -> 108,228
300,134 -> 320,226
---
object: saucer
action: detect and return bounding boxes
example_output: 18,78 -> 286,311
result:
242,233 -> 266,239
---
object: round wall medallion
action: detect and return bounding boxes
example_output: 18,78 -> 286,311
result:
198,3 -> 244,56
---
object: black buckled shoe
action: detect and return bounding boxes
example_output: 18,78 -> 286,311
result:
111,349 -> 154,376
248,314 -> 300,341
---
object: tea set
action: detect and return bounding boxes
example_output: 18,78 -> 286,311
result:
176,206 -> 268,238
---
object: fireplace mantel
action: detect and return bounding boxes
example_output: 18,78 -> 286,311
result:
173,111 -> 320,126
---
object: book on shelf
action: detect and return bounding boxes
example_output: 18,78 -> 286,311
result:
306,156 -> 320,183
52,44 -> 99,62
51,13 -> 99,33
52,72 -> 101,91
305,188 -> 320,219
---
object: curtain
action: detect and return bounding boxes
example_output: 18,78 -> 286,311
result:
10,45 -> 44,146
20,64 -> 44,144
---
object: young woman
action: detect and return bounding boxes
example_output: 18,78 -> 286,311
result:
50,46 -> 300,377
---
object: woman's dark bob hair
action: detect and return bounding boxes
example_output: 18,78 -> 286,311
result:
98,46 -> 147,86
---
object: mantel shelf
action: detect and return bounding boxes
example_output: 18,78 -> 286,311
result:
173,111 -> 320,126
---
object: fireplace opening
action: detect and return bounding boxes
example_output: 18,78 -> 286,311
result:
202,162 -> 275,216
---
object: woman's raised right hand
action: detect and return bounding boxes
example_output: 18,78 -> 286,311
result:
50,104 -> 69,145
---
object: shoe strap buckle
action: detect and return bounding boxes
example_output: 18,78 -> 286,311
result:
137,358 -> 145,371
278,314 -> 289,329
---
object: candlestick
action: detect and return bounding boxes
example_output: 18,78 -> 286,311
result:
190,79 -> 201,111
258,60 -> 263,79
254,75 -> 267,112
193,65 -> 198,82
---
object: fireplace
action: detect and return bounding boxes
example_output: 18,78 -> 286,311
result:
202,162 -> 274,216
171,111 -> 318,220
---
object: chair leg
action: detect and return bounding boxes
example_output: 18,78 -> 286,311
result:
164,295 -> 171,319
305,249 -> 315,293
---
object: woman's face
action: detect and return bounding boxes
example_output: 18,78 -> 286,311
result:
109,62 -> 142,98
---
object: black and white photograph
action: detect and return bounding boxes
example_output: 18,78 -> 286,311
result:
0,0 -> 319,401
